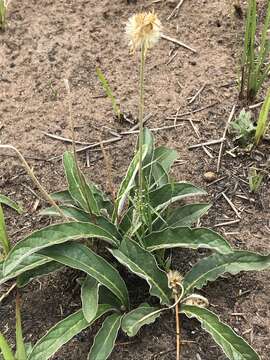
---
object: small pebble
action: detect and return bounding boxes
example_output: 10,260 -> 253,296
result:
203,171 -> 217,182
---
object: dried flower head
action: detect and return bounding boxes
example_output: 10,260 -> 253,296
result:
167,270 -> 183,294
182,294 -> 209,308
125,12 -> 162,53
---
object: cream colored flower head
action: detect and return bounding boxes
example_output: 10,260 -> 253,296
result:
167,270 -> 183,294
125,12 -> 162,53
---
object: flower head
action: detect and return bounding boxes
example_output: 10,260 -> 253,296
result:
167,270 -> 183,294
125,12 -> 162,53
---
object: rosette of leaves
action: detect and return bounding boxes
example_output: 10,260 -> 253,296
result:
0,130 -> 269,360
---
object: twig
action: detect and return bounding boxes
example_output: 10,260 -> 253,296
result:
188,83 -> 207,105
188,119 -> 213,158
167,0 -> 186,20
222,192 -> 241,219
48,137 -> 122,161
213,219 -> 240,228
249,101 -> 264,109
0,283 -> 16,304
0,145 -> 68,219
121,123 -> 184,135
216,105 -> 236,173
189,138 -> 224,149
167,102 -> 219,121
43,132 -> 91,146
206,176 -> 227,187
166,51 -> 178,65
129,113 -> 153,132
161,34 -> 197,53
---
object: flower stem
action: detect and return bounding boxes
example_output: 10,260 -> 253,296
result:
138,42 -> 146,200
175,294 -> 181,360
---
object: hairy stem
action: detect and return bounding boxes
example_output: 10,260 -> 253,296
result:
175,294 -> 181,360
0,145 -> 68,220
138,42 -> 146,200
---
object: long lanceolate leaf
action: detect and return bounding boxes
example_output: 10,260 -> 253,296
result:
144,227 -> 232,254
3,221 -> 120,277
0,194 -> 23,214
81,276 -> 100,322
28,305 -> 113,360
149,182 -> 206,211
88,313 -> 122,360
181,305 -> 260,360
0,254 -> 51,286
40,243 -> 129,309
122,303 -> 162,337
183,251 -> 270,295
113,145 -> 148,220
0,333 -> 15,360
16,261 -> 64,288
63,152 -> 99,215
40,207 -> 121,240
154,203 -> 211,231
110,239 -> 171,305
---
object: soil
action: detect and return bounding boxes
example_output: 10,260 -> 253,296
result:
0,0 -> 269,359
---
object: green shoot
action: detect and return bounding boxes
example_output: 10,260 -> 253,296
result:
240,0 -> 270,102
0,203 -> 11,257
15,293 -> 27,360
0,333 -> 15,360
96,67 -> 122,119
230,109 -> 255,146
0,0 -> 8,31
254,88 -> 270,145
248,167 -> 264,193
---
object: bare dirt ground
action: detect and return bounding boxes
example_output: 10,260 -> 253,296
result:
0,0 -> 269,359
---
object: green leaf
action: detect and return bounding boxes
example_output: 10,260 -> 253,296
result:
149,182 -> 206,210
110,239 -> 171,305
122,303 -> 161,337
28,305 -> 113,360
181,305 -> 260,360
63,151 -> 99,215
151,162 -> 169,187
0,333 -> 15,360
81,276 -> 100,322
3,221 -> 119,277
50,190 -> 75,205
183,250 -> 270,295
0,194 -> 23,214
0,204 -> 10,256
88,313 -> 122,360
113,145 -> 148,219
40,242 -> 129,309
155,203 -> 211,230
153,146 -> 177,173
17,261 -> 63,288
39,207 -> 120,240
40,205 -> 91,222
15,295 -> 27,360
99,287 -> 122,309
254,88 -> 270,145
96,67 -> 121,118
144,227 -> 232,254
0,254 -> 51,286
